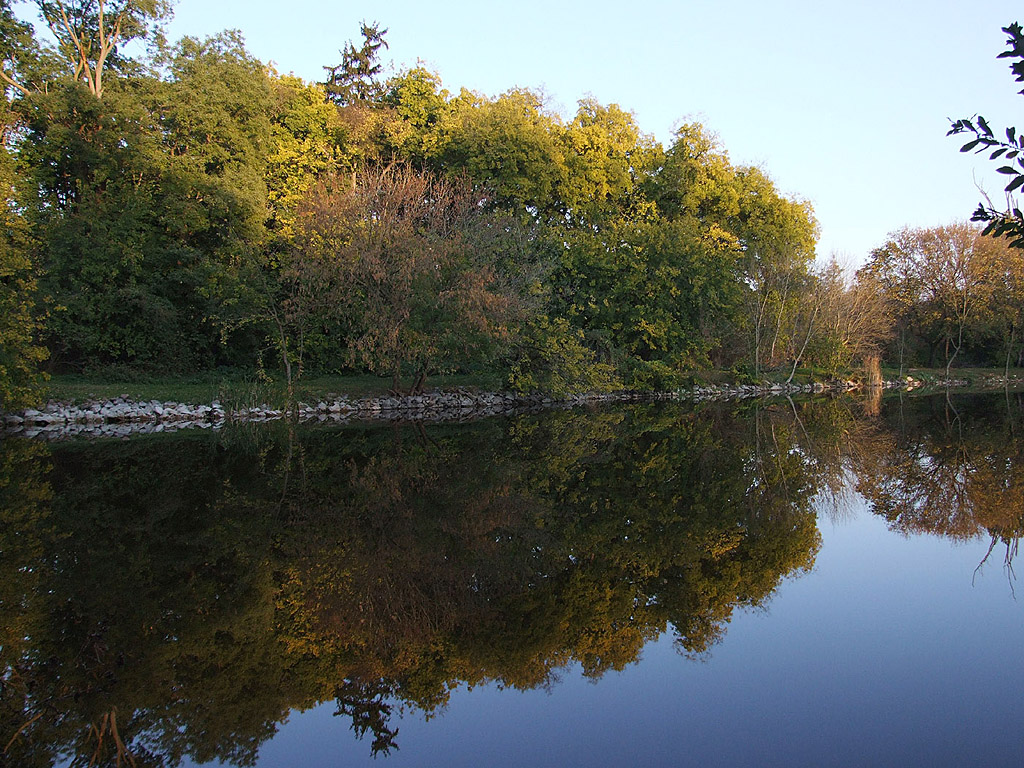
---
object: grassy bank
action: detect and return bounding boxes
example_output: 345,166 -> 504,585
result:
44,370 -> 508,408
39,366 -> 1024,410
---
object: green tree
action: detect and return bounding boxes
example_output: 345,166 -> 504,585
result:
558,98 -> 656,224
730,166 -> 818,374
265,73 -> 344,239
0,0 -> 50,97
435,88 -> 567,217
16,31 -> 273,371
0,6 -> 47,407
0,134 -> 47,408
323,21 -> 389,106
381,65 -> 451,165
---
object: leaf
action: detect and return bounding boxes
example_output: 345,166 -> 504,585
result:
997,165 -> 1018,174
960,140 -> 980,153
991,148 -> 1008,160
978,116 -> 993,136
1006,175 -> 1024,193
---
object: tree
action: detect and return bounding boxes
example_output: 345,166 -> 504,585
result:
865,224 -> 1011,374
729,166 -> 818,375
265,73 -> 343,238
0,3 -> 47,407
0,118 -> 46,408
859,232 -> 928,375
16,31 -> 274,371
434,88 -> 567,218
32,0 -> 172,98
558,99 -> 656,224
0,1 -> 47,98
323,22 -> 389,106
289,164 -> 539,393
949,22 -> 1024,247
807,260 -> 893,377
381,65 -> 451,165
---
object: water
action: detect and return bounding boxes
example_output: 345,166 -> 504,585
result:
3,393 -> 1023,767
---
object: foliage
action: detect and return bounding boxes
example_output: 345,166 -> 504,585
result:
730,166 -> 818,374
285,164 -> 541,391
862,223 -> 1015,372
804,259 -> 892,377
0,106 -> 46,408
506,315 -> 620,395
381,65 -> 451,164
266,74 -> 343,237
32,0 -> 173,97
558,98 -> 656,224
14,32 -> 273,373
434,88 -> 567,216
1,8 -> 842,392
949,22 -> 1024,247
0,1 -> 51,97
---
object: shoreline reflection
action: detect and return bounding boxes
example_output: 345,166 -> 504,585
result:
1,393 -> 1019,765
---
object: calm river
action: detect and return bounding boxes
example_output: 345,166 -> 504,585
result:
2,392 -> 1023,767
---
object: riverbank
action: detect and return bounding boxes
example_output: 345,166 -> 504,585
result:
0,376 -> 920,440
6,370 -> 1024,441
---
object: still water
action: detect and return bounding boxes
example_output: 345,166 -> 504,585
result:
2,393 -> 1023,767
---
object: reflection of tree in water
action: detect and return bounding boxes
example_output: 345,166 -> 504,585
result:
853,393 -> 1024,587
0,402 -> 829,765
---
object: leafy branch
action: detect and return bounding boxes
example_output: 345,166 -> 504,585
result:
948,22 -> 1024,247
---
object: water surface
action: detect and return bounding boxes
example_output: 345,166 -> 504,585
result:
2,393 -> 1022,766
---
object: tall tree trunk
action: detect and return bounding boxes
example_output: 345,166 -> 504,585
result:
945,321 -> 965,379
409,367 -> 427,396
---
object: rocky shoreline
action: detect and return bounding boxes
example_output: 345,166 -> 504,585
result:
0,374 -> 988,441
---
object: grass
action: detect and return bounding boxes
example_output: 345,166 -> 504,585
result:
40,365 -> 1024,408
43,370 -> 509,406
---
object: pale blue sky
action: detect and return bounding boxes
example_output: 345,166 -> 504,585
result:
17,0 -> 1024,263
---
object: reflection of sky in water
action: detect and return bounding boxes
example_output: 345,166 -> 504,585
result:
222,493 -> 1024,768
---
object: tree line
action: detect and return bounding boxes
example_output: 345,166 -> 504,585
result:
1,2 -> 1022,408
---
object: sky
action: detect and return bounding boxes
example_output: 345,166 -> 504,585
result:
15,0 -> 1024,265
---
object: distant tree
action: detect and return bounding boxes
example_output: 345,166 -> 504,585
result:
986,242 -> 1024,374
949,22 -> 1024,247
807,260 -> 893,378
866,224 -> 1011,374
323,22 -> 389,106
859,232 -> 927,376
